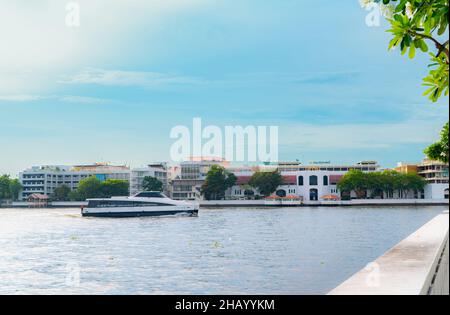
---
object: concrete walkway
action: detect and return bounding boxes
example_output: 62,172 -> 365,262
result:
329,212 -> 449,295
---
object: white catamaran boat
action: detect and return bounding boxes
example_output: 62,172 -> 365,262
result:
81,192 -> 199,218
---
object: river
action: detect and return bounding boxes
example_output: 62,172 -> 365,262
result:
0,206 -> 446,294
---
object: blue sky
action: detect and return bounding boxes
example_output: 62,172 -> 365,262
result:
0,0 -> 448,175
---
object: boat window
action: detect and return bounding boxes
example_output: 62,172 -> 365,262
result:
135,192 -> 165,198
88,200 -> 173,208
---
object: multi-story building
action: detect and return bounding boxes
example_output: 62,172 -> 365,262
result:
19,163 -> 130,200
394,162 -> 419,174
417,159 -> 449,184
228,161 -> 380,201
417,159 -> 449,199
171,158 -> 229,200
130,163 -> 168,196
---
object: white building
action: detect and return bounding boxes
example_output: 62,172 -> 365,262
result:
171,158 -> 229,200
228,161 -> 380,201
130,163 -> 168,196
19,163 -> 130,200
418,159 -> 449,200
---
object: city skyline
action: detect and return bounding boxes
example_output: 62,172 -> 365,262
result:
1,1 -> 448,176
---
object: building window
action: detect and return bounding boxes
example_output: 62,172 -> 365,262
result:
323,176 -> 328,186
298,176 -> 304,186
309,175 -> 318,186
276,189 -> 287,198
310,189 -> 318,201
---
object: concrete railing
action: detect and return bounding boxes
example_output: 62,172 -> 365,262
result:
200,199 -> 448,207
329,212 -> 449,295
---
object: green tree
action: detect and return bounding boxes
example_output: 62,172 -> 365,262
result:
70,177 -> 129,200
201,165 -> 237,200
368,0 -> 449,164
69,190 -> 82,201
338,169 -> 426,199
367,172 -> 384,198
8,179 -> 23,201
249,170 -> 283,197
101,179 -> 129,197
142,176 -> 164,192
404,172 -> 427,197
76,176 -> 103,200
52,185 -> 71,201
394,171 -> 411,198
424,122 -> 449,163
379,170 -> 398,198
379,0 -> 449,101
0,175 -> 22,201
0,175 -> 11,200
337,170 -> 369,199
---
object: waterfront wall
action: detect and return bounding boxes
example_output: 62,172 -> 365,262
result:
329,212 -> 449,295
6,201 -> 88,208
200,199 -> 448,207
3,199 -> 448,208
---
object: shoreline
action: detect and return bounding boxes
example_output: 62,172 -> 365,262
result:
1,199 -> 448,209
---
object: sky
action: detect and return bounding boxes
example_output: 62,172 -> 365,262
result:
0,0 -> 448,176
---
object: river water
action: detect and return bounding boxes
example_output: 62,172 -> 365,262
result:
0,206 -> 446,295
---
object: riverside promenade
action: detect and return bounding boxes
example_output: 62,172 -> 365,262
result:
199,199 -> 449,207
2,199 -> 449,208
329,211 -> 449,295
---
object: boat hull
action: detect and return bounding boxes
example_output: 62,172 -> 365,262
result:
82,207 -> 199,218
82,210 -> 198,218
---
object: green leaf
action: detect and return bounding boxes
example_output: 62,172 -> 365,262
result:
388,37 -> 400,50
437,20 -> 448,35
408,44 -> 416,59
418,40 -> 428,52
403,34 -> 411,47
395,0 -> 407,13
394,14 -> 403,23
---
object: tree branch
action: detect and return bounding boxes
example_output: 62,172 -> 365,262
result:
408,31 -> 450,62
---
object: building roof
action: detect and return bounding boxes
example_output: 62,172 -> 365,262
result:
27,193 -> 49,200
282,175 -> 297,185
329,175 -> 343,184
235,175 -> 297,185
236,176 -> 252,185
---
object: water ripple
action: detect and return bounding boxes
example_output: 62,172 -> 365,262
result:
0,206 -> 445,294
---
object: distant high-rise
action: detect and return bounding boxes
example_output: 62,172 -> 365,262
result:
19,163 -> 130,200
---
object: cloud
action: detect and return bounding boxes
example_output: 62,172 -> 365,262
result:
58,95 -> 112,104
281,119 -> 443,150
0,0 -> 207,92
290,71 -> 360,85
0,95 -> 45,102
213,71 -> 361,87
59,68 -> 206,88
58,68 -> 359,90
0,94 -> 112,105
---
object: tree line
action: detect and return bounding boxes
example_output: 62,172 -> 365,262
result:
53,177 -> 129,201
201,165 -> 283,200
0,175 -> 23,201
52,175 -> 163,201
200,165 -> 429,201
337,170 -> 427,200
